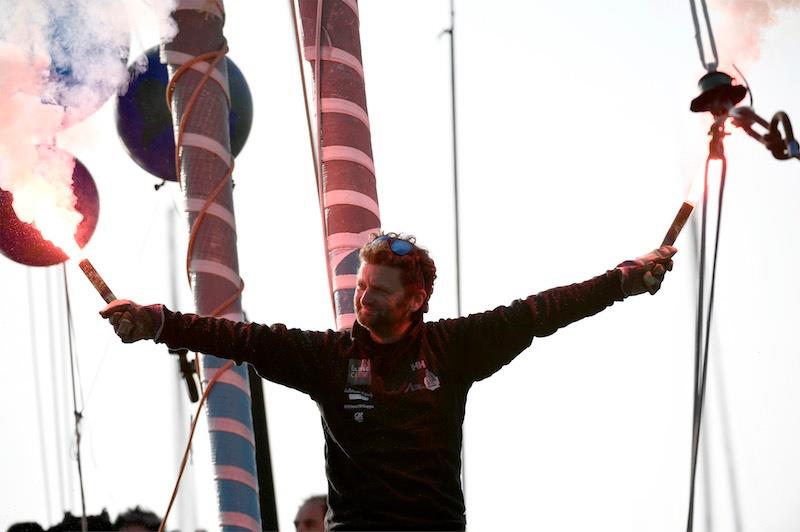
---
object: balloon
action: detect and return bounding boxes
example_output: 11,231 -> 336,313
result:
0,155 -> 99,267
115,45 -> 253,182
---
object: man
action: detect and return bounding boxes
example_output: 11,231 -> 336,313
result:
294,495 -> 328,532
101,233 -> 676,531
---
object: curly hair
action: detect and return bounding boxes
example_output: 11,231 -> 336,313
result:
359,232 -> 437,319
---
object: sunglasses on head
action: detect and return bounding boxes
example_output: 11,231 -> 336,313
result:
373,235 -> 415,256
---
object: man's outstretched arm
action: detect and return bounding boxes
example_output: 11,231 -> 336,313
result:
449,245 -> 677,382
527,244 -> 677,337
99,301 -> 336,395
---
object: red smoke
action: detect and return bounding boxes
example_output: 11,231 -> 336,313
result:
710,0 -> 799,69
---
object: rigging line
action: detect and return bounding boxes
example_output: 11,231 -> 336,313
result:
83,194 -> 162,410
289,0 -> 321,185
732,64 -> 753,108
712,327 -> 744,532
701,409 -> 714,532
688,0 -> 719,71
290,0 -> 337,324
695,156 -> 728,528
687,191 -> 714,531
46,267 -> 68,511
687,153 -> 728,531
444,0 -> 467,501
314,0 -> 324,208
62,264 -> 88,532
27,268 -> 54,523
686,154 -> 712,532
447,0 -> 462,320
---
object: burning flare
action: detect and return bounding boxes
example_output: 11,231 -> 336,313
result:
13,169 -> 84,260
661,168 -> 708,247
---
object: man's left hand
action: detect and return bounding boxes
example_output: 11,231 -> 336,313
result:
616,245 -> 677,296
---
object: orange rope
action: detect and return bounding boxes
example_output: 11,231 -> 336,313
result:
159,34 -> 245,529
184,163 -> 235,284
158,359 -> 236,532
166,44 -> 230,190
163,42 -> 242,305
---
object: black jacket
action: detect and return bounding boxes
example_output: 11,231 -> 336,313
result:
157,270 -> 625,531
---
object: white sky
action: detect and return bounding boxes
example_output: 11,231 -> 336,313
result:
2,1 -> 800,531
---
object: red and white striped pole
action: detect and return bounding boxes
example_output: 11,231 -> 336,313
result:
163,2 -> 262,530
298,0 -> 381,331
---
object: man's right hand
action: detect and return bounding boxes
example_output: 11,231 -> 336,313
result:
99,300 -> 164,343
615,245 -> 677,296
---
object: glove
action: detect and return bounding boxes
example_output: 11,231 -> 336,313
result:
616,245 -> 677,296
99,299 -> 165,343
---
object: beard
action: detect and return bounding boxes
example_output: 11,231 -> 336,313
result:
355,304 -> 390,332
355,297 -> 411,336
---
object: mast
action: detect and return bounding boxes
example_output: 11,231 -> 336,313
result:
163,1 -> 263,529
297,0 -> 382,331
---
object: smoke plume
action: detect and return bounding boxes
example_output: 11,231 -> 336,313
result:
0,0 -> 175,248
709,0 -> 800,70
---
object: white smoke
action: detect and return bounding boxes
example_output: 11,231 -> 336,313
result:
1,0 -> 133,127
124,0 -> 179,78
149,0 -> 180,44
710,0 -> 800,70
0,0 -> 177,250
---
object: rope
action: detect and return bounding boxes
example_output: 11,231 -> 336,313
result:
290,0 -> 339,325
160,38 -> 246,527
46,269 -> 68,511
165,42 -> 243,296
688,0 -> 719,71
62,264 -> 88,532
289,0 -> 320,184
159,360 -> 236,532
27,269 -> 54,523
686,147 -> 727,531
443,0 -> 466,498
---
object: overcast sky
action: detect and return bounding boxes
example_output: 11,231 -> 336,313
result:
1,1 -> 800,531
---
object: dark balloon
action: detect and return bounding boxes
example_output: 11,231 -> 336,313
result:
0,156 -> 99,267
115,45 -> 253,181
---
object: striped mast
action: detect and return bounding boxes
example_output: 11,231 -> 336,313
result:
162,1 -> 262,530
298,0 -> 381,331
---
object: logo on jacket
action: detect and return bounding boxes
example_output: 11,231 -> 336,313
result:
410,359 -> 427,371
423,369 -> 440,391
354,412 -> 364,423
347,359 -> 372,386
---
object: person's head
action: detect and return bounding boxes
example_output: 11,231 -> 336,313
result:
356,233 -> 437,341
112,506 -> 161,532
7,523 -> 44,532
293,495 -> 327,532
47,510 -> 112,532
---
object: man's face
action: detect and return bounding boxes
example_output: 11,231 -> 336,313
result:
294,500 -> 326,532
354,263 -> 417,337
